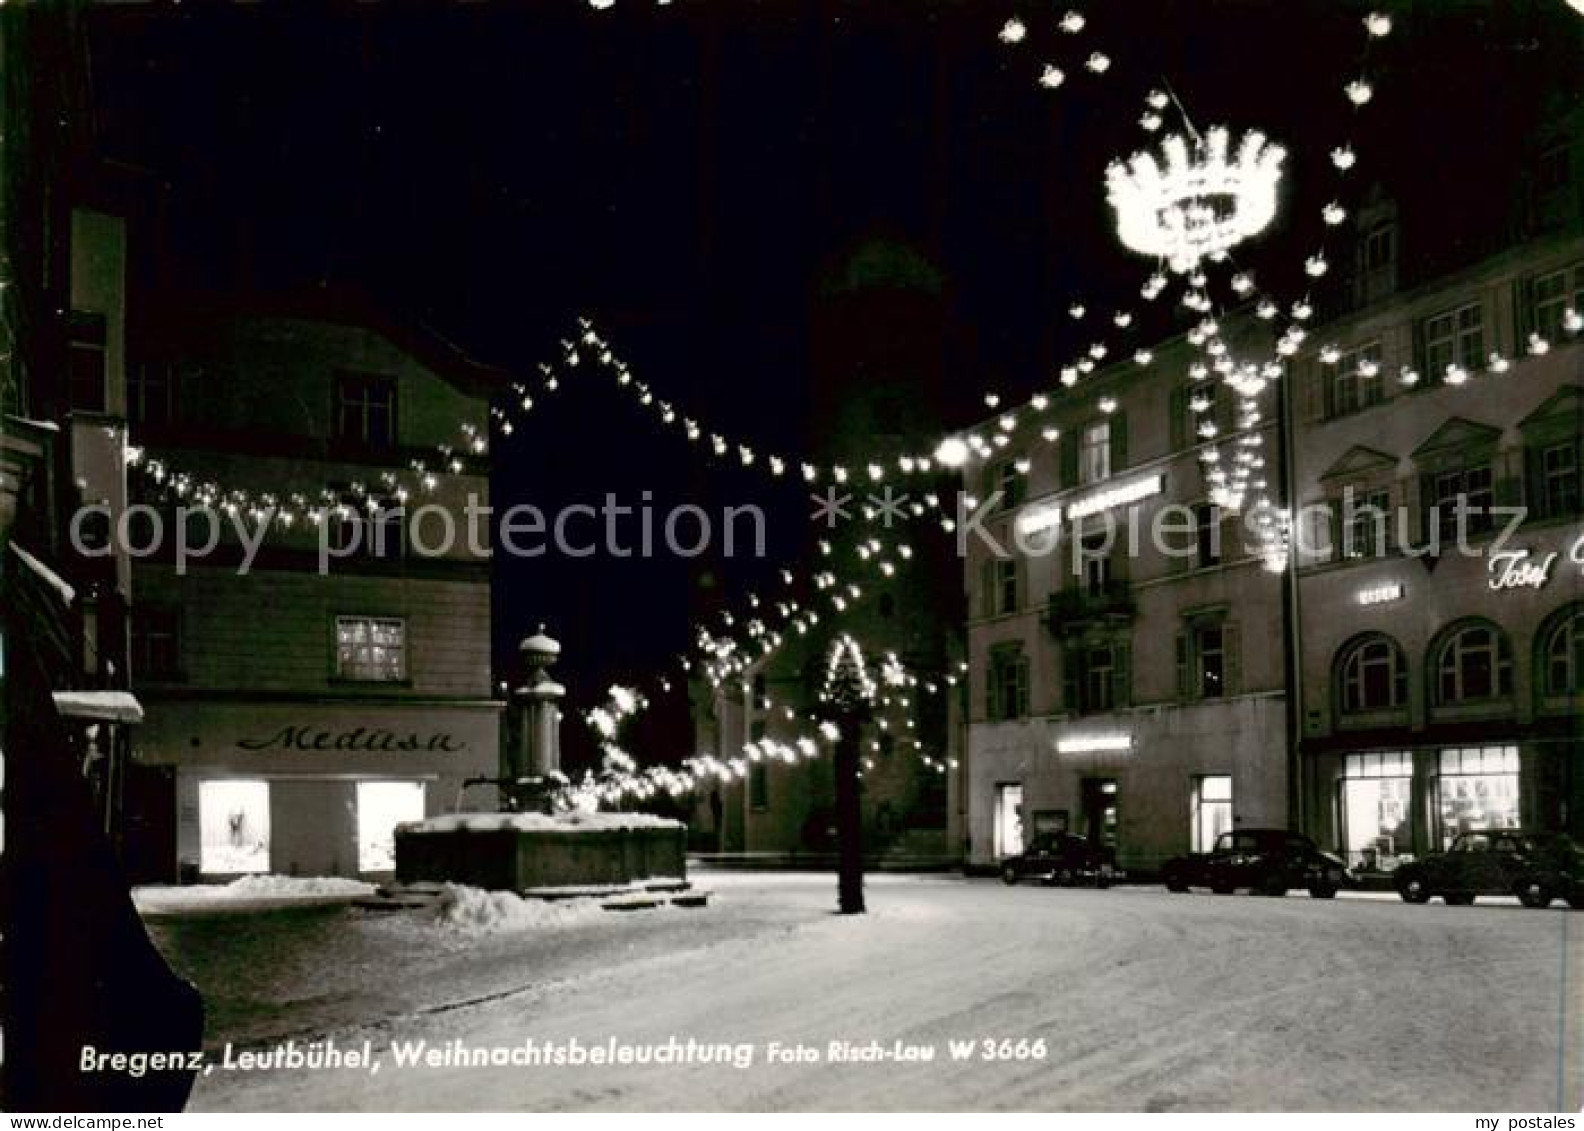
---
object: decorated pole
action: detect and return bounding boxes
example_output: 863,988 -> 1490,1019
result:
819,635 -> 875,915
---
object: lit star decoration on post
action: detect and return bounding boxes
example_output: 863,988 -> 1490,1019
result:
1106,127 -> 1286,274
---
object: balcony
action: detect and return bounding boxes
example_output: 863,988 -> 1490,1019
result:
1045,580 -> 1136,635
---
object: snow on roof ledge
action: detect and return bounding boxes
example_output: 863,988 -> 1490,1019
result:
53,690 -> 144,724
400,811 -> 684,835
11,543 -> 75,607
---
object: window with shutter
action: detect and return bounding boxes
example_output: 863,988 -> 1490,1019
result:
1111,641 -> 1132,708
1174,633 -> 1190,700
1223,623 -> 1241,696
1169,386 -> 1187,451
1111,412 -> 1128,472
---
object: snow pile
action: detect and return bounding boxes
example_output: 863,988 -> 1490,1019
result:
134,874 -> 375,914
400,810 -> 683,835
431,884 -> 607,935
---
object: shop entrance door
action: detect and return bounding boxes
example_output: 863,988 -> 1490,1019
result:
1082,778 -> 1119,861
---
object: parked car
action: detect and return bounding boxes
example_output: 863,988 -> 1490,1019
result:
1394,830 -> 1584,908
1000,832 -> 1115,887
1162,828 -> 1351,897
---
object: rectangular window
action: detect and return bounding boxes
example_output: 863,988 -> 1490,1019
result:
1435,746 -> 1521,850
1191,775 -> 1233,853
987,648 -> 1029,722
1081,533 -> 1111,596
1343,489 -> 1391,558
199,779 -> 271,875
1542,442 -> 1581,518
1363,225 -> 1394,273
749,762 -> 769,811
1194,503 -> 1221,568
1080,420 -> 1111,485
129,360 -> 174,426
1430,465 -> 1493,539
356,781 -> 426,873
329,490 -> 406,561
336,616 -> 407,682
1328,342 -> 1385,418
1531,267 -> 1575,343
987,459 -> 1025,510
1421,302 -> 1483,382
1197,625 -> 1225,699
68,310 -> 108,412
1083,644 -> 1115,713
335,374 -> 397,448
131,607 -> 182,681
993,558 -> 1018,616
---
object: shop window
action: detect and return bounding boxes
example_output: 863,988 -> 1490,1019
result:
356,780 -> 426,873
1191,775 -> 1232,853
1418,302 -> 1483,384
199,779 -> 271,875
994,782 -> 1024,858
68,310 -> 108,412
1340,752 -> 1412,872
1542,608 -> 1584,696
1433,621 -> 1512,705
335,373 -> 397,448
336,616 -> 407,682
1336,634 -> 1407,713
1436,746 -> 1520,850
985,646 -> 1029,722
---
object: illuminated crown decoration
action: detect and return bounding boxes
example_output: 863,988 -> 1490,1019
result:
1106,127 -> 1286,274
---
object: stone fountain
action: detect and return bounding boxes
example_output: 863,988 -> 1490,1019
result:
388,628 -> 696,905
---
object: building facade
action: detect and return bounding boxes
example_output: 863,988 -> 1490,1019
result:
961,322 -> 1288,875
121,300 -> 504,881
691,238 -> 964,861
1292,231 -> 1584,873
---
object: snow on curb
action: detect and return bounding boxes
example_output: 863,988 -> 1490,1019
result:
134,875 -> 375,915
400,811 -> 684,834
430,884 -> 610,935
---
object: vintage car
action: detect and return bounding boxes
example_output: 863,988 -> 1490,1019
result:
999,832 -> 1114,887
1162,828 -> 1352,898
1394,830 -> 1584,908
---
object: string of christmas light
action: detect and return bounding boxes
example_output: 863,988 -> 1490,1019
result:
996,7 -> 1111,93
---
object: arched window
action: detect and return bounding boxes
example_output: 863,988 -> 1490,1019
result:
1433,621 -> 1513,704
1542,607 -> 1584,696
1337,634 -> 1407,713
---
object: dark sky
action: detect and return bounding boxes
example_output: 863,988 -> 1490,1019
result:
83,0 -> 1582,764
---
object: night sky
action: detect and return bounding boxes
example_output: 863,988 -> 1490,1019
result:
82,0 -> 1582,765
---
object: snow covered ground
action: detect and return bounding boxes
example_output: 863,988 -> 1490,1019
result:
154,871 -> 1584,1112
135,875 -> 376,916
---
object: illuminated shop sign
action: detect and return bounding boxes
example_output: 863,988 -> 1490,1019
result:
1481,531 -> 1584,592
1356,583 -> 1403,606
237,725 -> 468,753
1017,474 -> 1167,536
1065,474 -> 1166,521
1056,734 -> 1133,755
